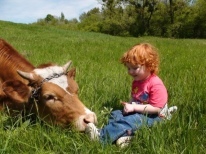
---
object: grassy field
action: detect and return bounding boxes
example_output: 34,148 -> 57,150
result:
0,20 -> 206,154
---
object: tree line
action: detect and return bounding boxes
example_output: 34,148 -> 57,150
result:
34,0 -> 206,38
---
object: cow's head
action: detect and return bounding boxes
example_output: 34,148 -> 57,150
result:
1,61 -> 97,131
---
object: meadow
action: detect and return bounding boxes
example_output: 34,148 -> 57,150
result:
0,21 -> 206,154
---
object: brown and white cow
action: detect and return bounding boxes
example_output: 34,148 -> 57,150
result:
0,38 -> 97,131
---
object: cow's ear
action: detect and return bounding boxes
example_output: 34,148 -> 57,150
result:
67,68 -> 76,79
2,80 -> 31,103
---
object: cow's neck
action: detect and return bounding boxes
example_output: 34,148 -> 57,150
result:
0,40 -> 35,83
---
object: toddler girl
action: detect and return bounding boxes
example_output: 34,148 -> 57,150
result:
85,43 -> 177,147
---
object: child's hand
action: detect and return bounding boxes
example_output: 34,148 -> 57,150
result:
121,102 -> 135,115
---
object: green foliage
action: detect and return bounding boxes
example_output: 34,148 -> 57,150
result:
191,0 -> 206,38
60,12 -> 65,22
34,13 -> 79,31
78,8 -> 102,32
45,14 -> 55,23
0,21 -> 206,153
32,0 -> 206,38
84,0 -> 205,38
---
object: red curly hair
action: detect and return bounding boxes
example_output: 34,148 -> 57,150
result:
120,43 -> 159,74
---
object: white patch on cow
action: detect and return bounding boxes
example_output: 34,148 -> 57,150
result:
34,66 -> 71,94
34,66 -> 64,79
49,75 -> 69,91
84,107 -> 93,114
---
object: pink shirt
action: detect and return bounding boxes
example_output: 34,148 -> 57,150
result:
131,74 -> 167,108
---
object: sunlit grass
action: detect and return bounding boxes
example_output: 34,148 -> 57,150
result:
0,21 -> 206,153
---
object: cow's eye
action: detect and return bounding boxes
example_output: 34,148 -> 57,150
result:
43,94 -> 57,102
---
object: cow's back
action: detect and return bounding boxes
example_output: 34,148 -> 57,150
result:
0,39 -> 35,83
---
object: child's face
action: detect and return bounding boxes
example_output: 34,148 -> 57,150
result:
126,63 -> 151,81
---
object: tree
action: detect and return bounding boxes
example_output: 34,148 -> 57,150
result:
60,12 -> 65,22
45,14 -> 55,23
78,8 -> 102,32
192,0 -> 206,37
35,0 -> 206,38
123,0 -> 159,36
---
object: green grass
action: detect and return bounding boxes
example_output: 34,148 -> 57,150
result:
0,20 -> 206,153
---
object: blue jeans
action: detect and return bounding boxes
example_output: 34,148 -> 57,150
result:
99,110 -> 162,144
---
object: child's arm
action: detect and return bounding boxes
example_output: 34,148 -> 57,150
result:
122,102 -> 161,114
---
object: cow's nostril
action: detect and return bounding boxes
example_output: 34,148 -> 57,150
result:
84,116 -> 93,124
84,118 -> 90,124
83,113 -> 97,124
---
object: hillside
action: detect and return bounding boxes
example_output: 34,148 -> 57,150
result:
0,20 -> 206,154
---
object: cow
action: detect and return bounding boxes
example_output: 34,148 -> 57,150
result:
0,38 -> 97,131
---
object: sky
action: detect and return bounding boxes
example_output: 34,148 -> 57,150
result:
0,0 -> 101,24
